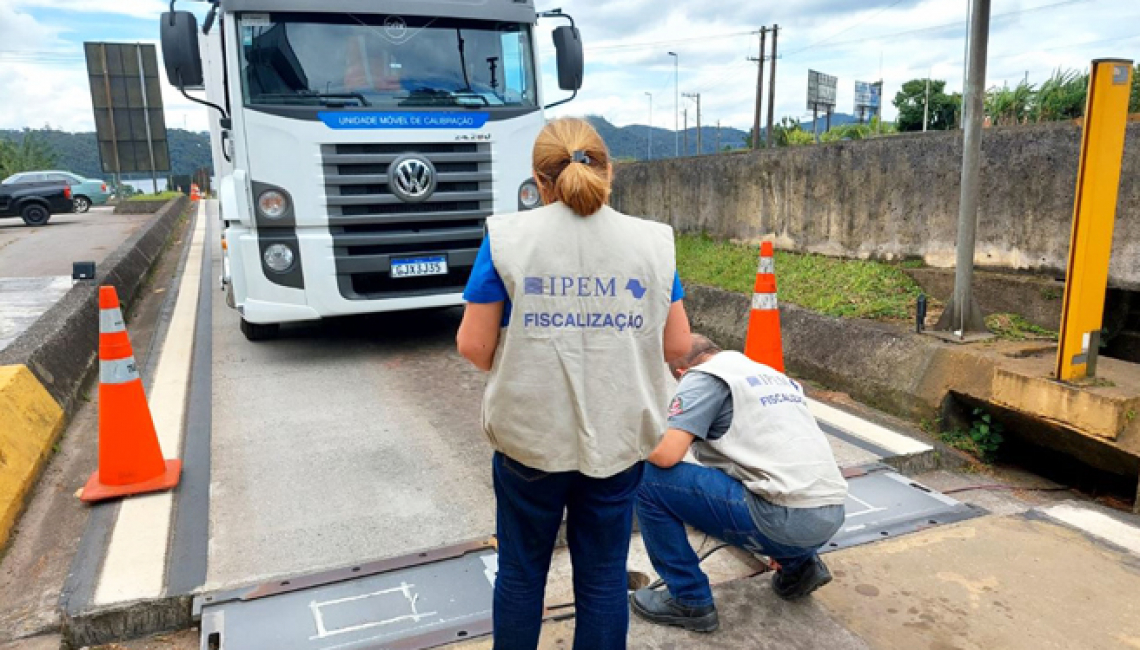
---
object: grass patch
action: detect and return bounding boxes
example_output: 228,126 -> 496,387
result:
984,313 -> 1057,341
675,233 -> 925,319
128,190 -> 183,202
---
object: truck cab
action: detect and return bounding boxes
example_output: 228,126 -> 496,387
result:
161,0 -> 583,340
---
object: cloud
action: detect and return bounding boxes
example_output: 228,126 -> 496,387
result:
7,0 -> 167,19
2,0 -> 1138,137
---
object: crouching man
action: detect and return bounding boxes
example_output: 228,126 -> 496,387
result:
631,334 -> 848,633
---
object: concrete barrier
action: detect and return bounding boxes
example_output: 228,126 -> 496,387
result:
114,200 -> 177,215
612,122 -> 1140,290
0,196 -> 190,550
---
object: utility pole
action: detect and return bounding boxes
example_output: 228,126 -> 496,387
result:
684,92 -> 701,155
935,0 -> 991,338
716,119 -> 721,152
668,52 -> 679,156
682,108 -> 688,155
961,0 -> 972,130
766,24 -> 779,148
750,27 -> 767,150
644,91 -> 653,160
923,74 -> 931,132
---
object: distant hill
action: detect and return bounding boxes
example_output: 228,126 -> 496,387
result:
586,113 -> 864,161
0,128 -> 213,181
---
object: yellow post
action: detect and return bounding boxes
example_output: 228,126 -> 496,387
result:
1056,59 -> 1133,382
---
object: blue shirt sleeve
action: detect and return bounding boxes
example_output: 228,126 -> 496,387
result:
463,237 -> 508,304
671,271 -> 685,303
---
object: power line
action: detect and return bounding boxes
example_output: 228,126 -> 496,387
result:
783,0 -> 1090,59
782,0 -> 908,58
585,30 -> 756,52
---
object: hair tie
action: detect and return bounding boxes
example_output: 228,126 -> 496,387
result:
572,150 -> 591,165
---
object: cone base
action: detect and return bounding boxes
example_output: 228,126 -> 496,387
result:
80,459 -> 182,503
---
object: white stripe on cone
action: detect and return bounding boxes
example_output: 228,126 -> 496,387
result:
100,307 -> 126,333
752,293 -> 778,311
100,357 -> 141,385
758,257 -> 775,274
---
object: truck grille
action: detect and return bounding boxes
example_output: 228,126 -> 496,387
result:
321,142 -> 492,300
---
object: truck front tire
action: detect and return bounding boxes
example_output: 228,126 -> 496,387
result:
20,203 -> 51,227
240,318 -> 279,341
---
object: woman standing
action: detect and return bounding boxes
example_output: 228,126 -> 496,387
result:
457,117 -> 691,650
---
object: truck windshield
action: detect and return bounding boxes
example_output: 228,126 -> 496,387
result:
239,13 -> 538,109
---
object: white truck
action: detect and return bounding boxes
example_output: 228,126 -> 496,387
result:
160,0 -> 583,340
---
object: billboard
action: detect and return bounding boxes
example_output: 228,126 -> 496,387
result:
84,42 -> 171,175
807,70 -> 838,110
854,80 -> 882,112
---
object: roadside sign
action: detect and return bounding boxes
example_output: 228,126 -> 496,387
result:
83,42 -> 171,179
854,80 -> 881,111
807,69 -> 838,110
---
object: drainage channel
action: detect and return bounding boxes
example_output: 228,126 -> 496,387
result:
195,464 -> 981,650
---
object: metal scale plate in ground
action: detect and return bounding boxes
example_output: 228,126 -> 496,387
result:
196,466 -> 982,650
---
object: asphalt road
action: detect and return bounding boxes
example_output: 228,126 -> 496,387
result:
0,206 -> 153,350
0,206 -> 148,278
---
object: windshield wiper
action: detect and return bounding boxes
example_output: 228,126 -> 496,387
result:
252,91 -> 371,107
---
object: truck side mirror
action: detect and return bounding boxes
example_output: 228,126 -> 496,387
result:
160,11 -> 204,89
552,26 -> 583,91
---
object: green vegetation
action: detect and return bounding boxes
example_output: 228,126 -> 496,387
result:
893,79 -> 962,131
0,127 -> 213,183
1126,409 -> 1137,423
0,130 -> 56,179
940,408 -> 1004,463
675,233 -> 925,320
984,313 -> 1057,341
128,191 -> 183,202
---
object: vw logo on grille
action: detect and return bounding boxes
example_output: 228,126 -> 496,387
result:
388,155 -> 437,203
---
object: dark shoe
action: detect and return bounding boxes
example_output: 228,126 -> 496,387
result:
772,555 -> 833,601
630,587 -> 719,632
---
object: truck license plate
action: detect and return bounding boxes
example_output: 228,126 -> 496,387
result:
391,255 -> 448,278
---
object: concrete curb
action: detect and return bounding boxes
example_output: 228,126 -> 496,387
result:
114,200 -> 174,215
0,366 -> 65,550
683,282 -> 948,422
0,197 -> 191,553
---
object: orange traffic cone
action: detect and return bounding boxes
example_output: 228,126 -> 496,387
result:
190,184 -> 201,201
80,286 -> 181,503
743,241 -> 785,372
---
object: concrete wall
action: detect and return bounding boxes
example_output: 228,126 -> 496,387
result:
611,122 -> 1140,290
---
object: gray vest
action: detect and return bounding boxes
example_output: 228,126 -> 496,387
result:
482,202 -> 676,477
690,352 -> 848,508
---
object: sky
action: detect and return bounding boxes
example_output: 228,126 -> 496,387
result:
0,0 -> 1137,135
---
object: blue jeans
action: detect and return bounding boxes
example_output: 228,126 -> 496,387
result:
636,462 -> 844,608
492,452 -> 645,650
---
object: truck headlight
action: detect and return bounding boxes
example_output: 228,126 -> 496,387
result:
263,243 -> 295,273
518,180 -> 541,210
258,189 -> 289,219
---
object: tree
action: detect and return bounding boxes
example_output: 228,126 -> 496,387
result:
893,79 -> 960,131
0,130 -> 56,179
1030,69 -> 1086,123
771,117 -> 806,147
1132,64 -> 1140,114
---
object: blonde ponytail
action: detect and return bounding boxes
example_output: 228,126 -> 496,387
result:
532,118 -> 612,217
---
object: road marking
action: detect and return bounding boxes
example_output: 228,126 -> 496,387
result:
1041,503 -> 1140,555
807,398 -> 932,458
94,202 -> 206,605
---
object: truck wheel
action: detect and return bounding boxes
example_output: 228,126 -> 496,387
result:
21,203 -> 51,227
240,318 -> 279,341
73,196 -> 91,213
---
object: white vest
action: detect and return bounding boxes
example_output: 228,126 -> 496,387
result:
482,202 -> 676,477
689,352 -> 848,508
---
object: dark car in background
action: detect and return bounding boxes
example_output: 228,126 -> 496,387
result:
0,180 -> 73,226
2,170 -> 111,213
